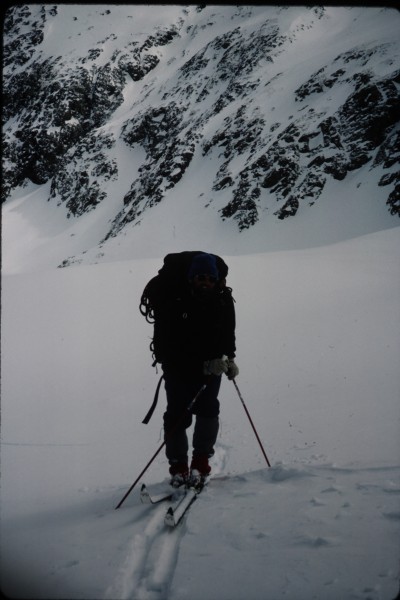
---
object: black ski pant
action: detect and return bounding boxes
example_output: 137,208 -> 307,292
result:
162,367 -> 221,465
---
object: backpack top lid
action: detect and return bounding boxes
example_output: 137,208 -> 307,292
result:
161,251 -> 228,282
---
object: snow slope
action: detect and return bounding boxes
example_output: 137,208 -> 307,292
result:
1,228 -> 399,600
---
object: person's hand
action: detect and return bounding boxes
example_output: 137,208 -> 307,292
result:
226,359 -> 239,380
203,357 -> 229,376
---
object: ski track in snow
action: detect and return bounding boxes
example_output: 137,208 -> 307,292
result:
105,447 -> 229,600
105,501 -> 185,600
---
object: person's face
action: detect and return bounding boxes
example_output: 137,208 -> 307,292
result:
192,273 -> 217,297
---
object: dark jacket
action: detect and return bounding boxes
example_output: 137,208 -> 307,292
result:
153,284 -> 236,370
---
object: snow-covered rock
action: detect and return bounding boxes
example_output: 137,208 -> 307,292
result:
2,5 -> 399,269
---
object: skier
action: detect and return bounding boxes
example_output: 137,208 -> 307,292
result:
151,252 -> 239,486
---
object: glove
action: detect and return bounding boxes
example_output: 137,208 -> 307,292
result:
226,358 -> 239,380
203,357 -> 229,376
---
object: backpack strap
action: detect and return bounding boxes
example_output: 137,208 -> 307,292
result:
142,374 -> 164,424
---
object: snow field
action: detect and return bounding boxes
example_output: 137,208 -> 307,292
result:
1,227 -> 399,599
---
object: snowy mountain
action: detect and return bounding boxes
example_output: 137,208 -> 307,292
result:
2,4 -> 400,271
1,6 -> 400,600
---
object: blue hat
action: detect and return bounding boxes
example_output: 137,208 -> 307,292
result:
188,253 -> 219,280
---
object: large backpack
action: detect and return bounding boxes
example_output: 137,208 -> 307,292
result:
139,251 -> 231,425
139,251 -> 229,324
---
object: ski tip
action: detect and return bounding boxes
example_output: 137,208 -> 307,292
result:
140,484 -> 152,504
165,507 -> 176,527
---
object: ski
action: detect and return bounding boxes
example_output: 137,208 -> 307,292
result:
164,489 -> 197,527
140,483 -> 173,505
164,476 -> 209,527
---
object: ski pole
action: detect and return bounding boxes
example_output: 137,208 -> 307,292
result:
232,378 -> 271,467
115,383 -> 207,509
